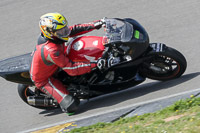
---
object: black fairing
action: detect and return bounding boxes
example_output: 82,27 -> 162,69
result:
103,18 -> 150,70
0,53 -> 33,85
123,18 -> 149,60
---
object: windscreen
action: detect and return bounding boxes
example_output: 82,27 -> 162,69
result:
102,18 -> 133,44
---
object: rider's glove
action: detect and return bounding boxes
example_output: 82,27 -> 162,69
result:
94,19 -> 105,30
107,57 -> 121,67
97,58 -> 106,70
97,57 -> 121,70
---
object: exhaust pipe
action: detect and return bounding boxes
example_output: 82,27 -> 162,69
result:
27,96 -> 58,107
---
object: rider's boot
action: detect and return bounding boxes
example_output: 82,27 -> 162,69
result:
59,95 -> 80,115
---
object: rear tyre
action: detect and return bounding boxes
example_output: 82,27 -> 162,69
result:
18,84 -> 34,104
17,84 -> 59,110
139,47 -> 187,81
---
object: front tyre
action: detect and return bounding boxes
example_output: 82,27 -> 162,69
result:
140,47 -> 187,81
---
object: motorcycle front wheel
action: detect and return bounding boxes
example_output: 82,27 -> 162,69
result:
139,47 -> 187,81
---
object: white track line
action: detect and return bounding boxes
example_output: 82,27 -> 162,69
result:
19,88 -> 200,133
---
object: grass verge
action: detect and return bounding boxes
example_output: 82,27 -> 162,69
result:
68,95 -> 200,133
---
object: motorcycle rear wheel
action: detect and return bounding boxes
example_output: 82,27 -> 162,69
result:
17,84 -> 59,110
140,47 -> 187,81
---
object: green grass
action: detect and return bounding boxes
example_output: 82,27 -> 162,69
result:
68,95 -> 200,133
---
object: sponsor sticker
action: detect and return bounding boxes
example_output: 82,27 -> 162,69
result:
93,40 -> 98,46
73,41 -> 83,51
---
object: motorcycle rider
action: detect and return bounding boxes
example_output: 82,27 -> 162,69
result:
30,12 -> 104,114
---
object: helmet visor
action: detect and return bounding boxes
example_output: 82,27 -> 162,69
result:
55,25 -> 71,38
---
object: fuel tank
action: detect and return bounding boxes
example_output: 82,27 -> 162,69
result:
66,36 -> 105,62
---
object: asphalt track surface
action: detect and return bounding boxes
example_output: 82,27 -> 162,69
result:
0,0 -> 200,133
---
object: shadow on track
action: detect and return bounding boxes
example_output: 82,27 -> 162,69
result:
39,72 -> 200,116
39,108 -> 62,116
77,72 -> 200,114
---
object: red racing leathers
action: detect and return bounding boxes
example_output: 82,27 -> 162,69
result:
30,21 -> 99,112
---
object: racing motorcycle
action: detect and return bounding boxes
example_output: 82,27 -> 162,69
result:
0,18 -> 187,109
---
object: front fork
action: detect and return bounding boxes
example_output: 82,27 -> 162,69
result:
140,43 -> 168,73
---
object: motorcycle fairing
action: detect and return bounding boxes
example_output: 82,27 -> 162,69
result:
0,53 -> 32,84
